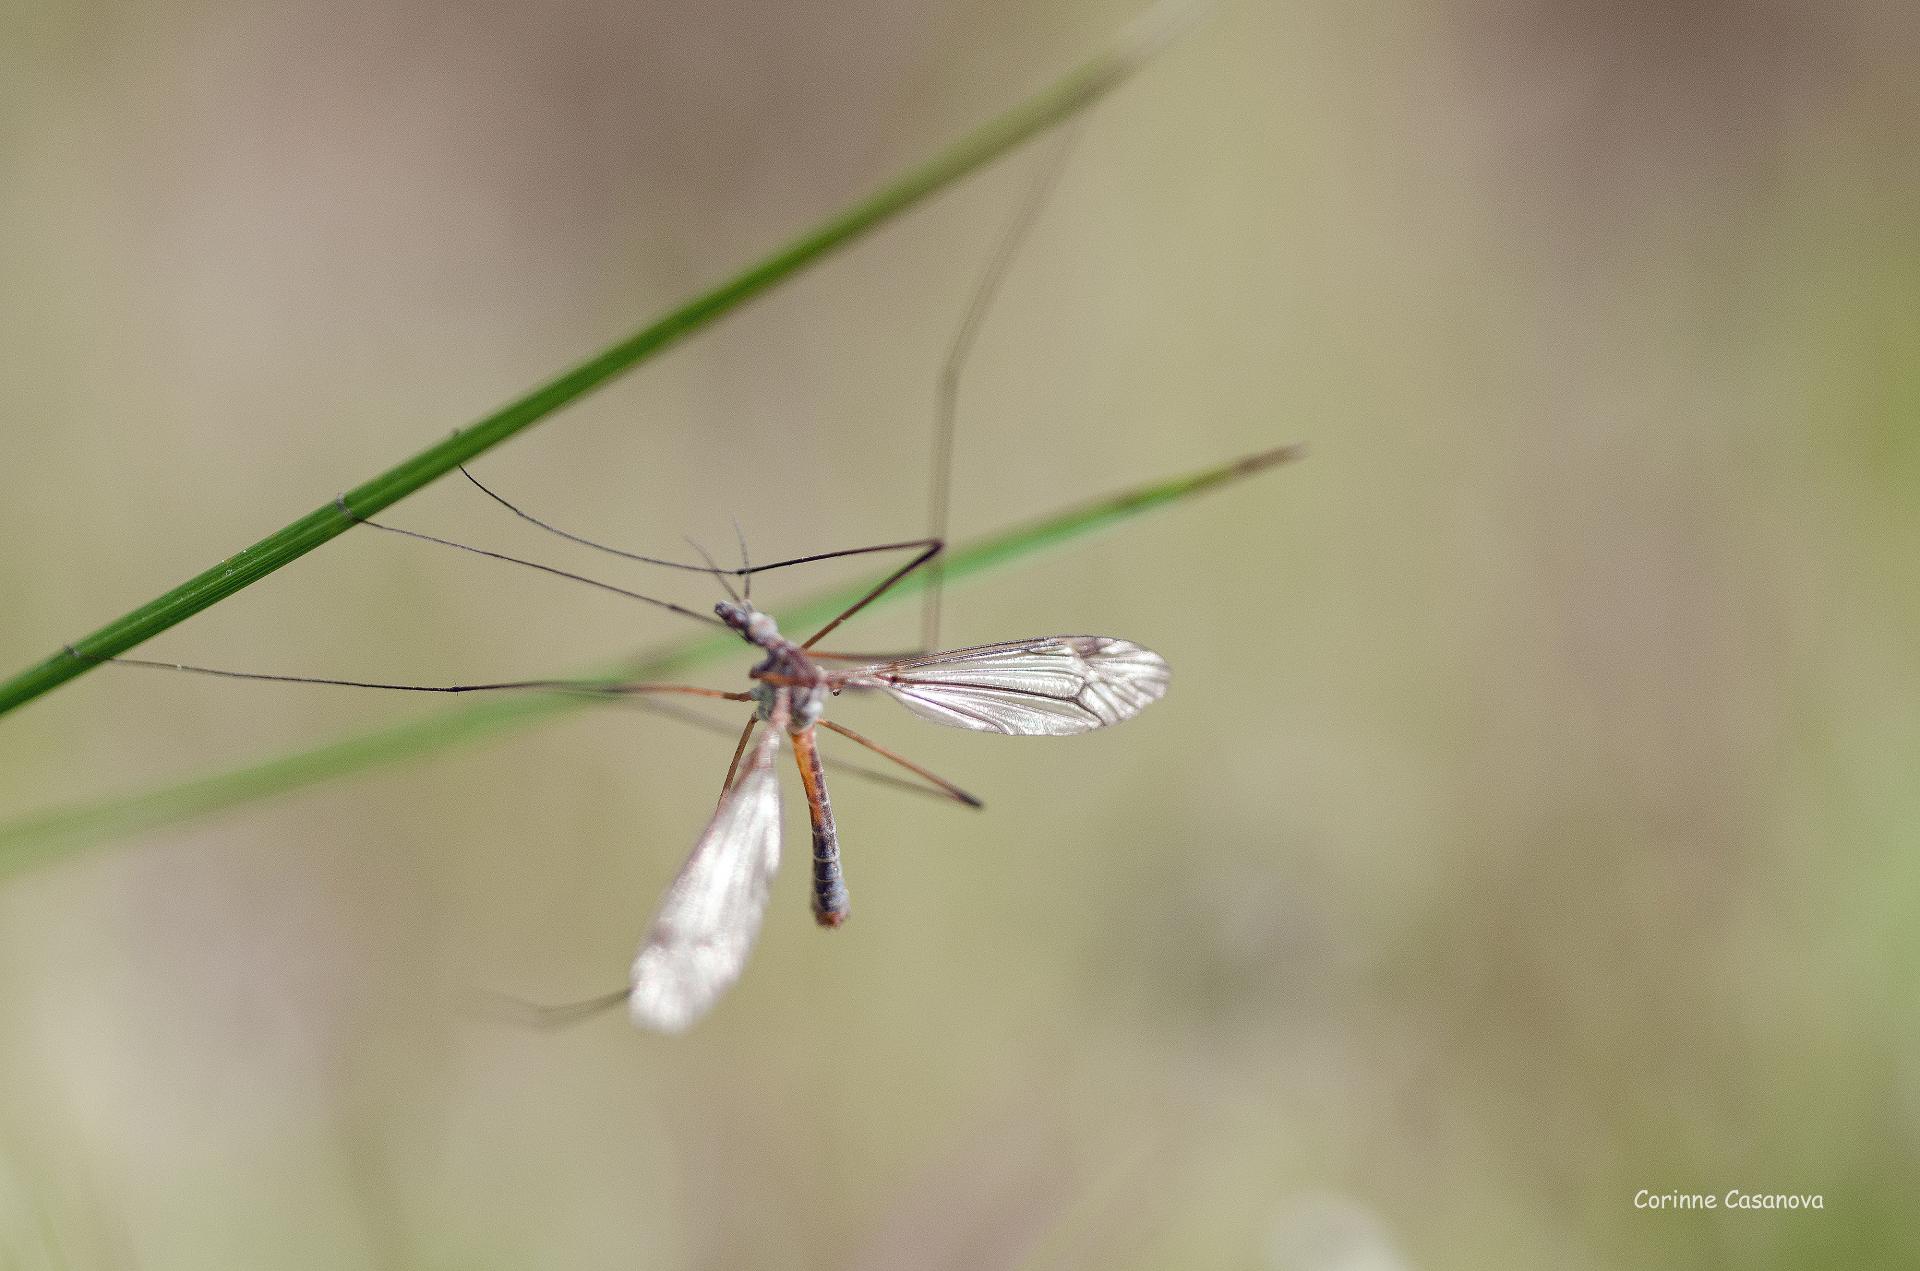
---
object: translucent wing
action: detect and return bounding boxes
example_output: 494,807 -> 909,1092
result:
846,636 -> 1171,736
628,726 -> 783,1032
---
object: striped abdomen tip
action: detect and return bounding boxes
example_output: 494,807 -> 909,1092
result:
812,897 -> 849,928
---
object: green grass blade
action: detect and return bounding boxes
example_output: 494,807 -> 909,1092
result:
0,444 -> 1301,878
0,1 -> 1198,722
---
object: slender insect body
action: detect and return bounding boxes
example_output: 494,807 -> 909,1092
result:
720,598 -> 847,925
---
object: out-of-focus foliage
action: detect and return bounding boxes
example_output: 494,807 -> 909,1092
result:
1,1 -> 1915,1267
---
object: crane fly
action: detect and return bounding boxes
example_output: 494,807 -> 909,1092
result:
94,509 -> 1173,1032
76,128 -> 1211,1032
612,557 -> 1170,1031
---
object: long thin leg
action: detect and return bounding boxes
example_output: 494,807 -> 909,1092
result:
790,726 -> 849,927
817,719 -> 983,809
85,652 -> 751,701
923,127 -> 1083,653
720,715 -> 759,795
800,538 -> 943,650
459,466 -> 943,585
615,696 -> 967,805
85,526 -> 938,697
337,499 -> 727,631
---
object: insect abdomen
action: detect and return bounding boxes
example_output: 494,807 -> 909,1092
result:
790,727 -> 849,927
812,832 -> 849,928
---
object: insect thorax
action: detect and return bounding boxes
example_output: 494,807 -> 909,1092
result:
752,679 -> 824,730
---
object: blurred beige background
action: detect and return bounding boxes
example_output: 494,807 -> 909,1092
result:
3,0 -> 1918,1266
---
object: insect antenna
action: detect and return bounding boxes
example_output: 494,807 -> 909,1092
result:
732,516 -> 753,602
682,536 -> 743,605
